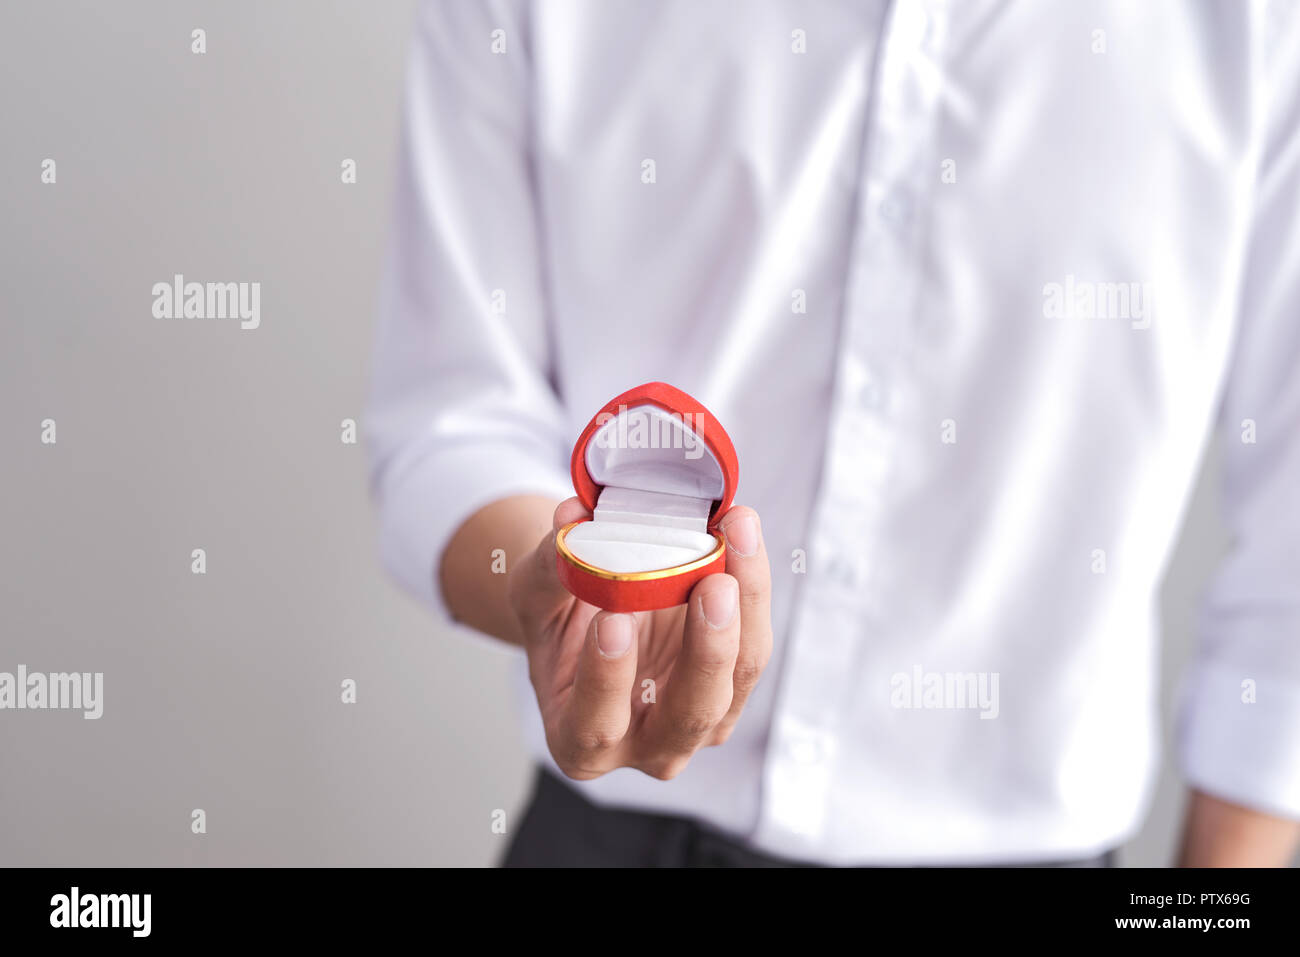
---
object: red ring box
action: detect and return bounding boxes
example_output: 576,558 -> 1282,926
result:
555,382 -> 739,612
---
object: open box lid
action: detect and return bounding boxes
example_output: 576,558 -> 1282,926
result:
570,382 -> 738,527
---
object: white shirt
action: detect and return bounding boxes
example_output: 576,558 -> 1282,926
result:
366,0 -> 1300,864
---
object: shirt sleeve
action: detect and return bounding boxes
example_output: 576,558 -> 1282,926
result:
364,0 -> 571,621
1176,1 -> 1300,819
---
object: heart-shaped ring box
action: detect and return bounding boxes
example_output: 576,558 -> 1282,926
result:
555,382 -> 739,612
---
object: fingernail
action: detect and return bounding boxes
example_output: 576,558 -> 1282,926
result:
700,583 -> 738,629
723,514 -> 758,557
596,614 -> 634,659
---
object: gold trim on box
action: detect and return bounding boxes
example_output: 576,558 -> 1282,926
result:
555,521 -> 726,582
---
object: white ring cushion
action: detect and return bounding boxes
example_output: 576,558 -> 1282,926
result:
567,404 -> 725,573
564,520 -> 717,573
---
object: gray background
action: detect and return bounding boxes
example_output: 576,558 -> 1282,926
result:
0,0 -> 1264,866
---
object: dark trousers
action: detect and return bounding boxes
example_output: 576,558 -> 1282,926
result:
502,768 -> 1117,868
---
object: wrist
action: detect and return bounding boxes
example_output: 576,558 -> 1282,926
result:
439,494 -> 561,645
1178,788 -> 1300,867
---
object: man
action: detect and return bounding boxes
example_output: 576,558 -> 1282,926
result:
366,0 -> 1300,866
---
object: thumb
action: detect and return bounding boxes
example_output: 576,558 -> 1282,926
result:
553,496 -> 590,531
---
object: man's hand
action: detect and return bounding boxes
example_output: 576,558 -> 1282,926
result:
507,497 -> 773,781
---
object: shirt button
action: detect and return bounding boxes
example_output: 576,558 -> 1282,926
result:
841,357 -> 884,411
788,736 -> 824,765
823,551 -> 866,589
859,374 -> 883,409
879,192 -> 912,227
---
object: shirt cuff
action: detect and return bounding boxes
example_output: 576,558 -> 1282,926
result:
373,440 -> 573,625
1177,657 -> 1300,820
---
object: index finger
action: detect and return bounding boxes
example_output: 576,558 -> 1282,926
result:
709,505 -> 772,744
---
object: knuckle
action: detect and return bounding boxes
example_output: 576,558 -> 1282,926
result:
670,705 -> 726,742
709,723 -> 735,746
548,732 -> 615,781
570,726 -> 623,757
731,657 -> 766,695
691,653 -> 734,679
582,671 -> 629,699
553,759 -> 603,782
689,633 -> 738,674
737,573 -> 770,610
544,723 -> 605,777
641,755 -> 691,781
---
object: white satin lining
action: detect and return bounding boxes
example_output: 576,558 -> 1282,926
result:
564,520 -> 716,573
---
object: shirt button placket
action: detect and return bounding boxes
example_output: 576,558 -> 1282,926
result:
758,0 -> 950,857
